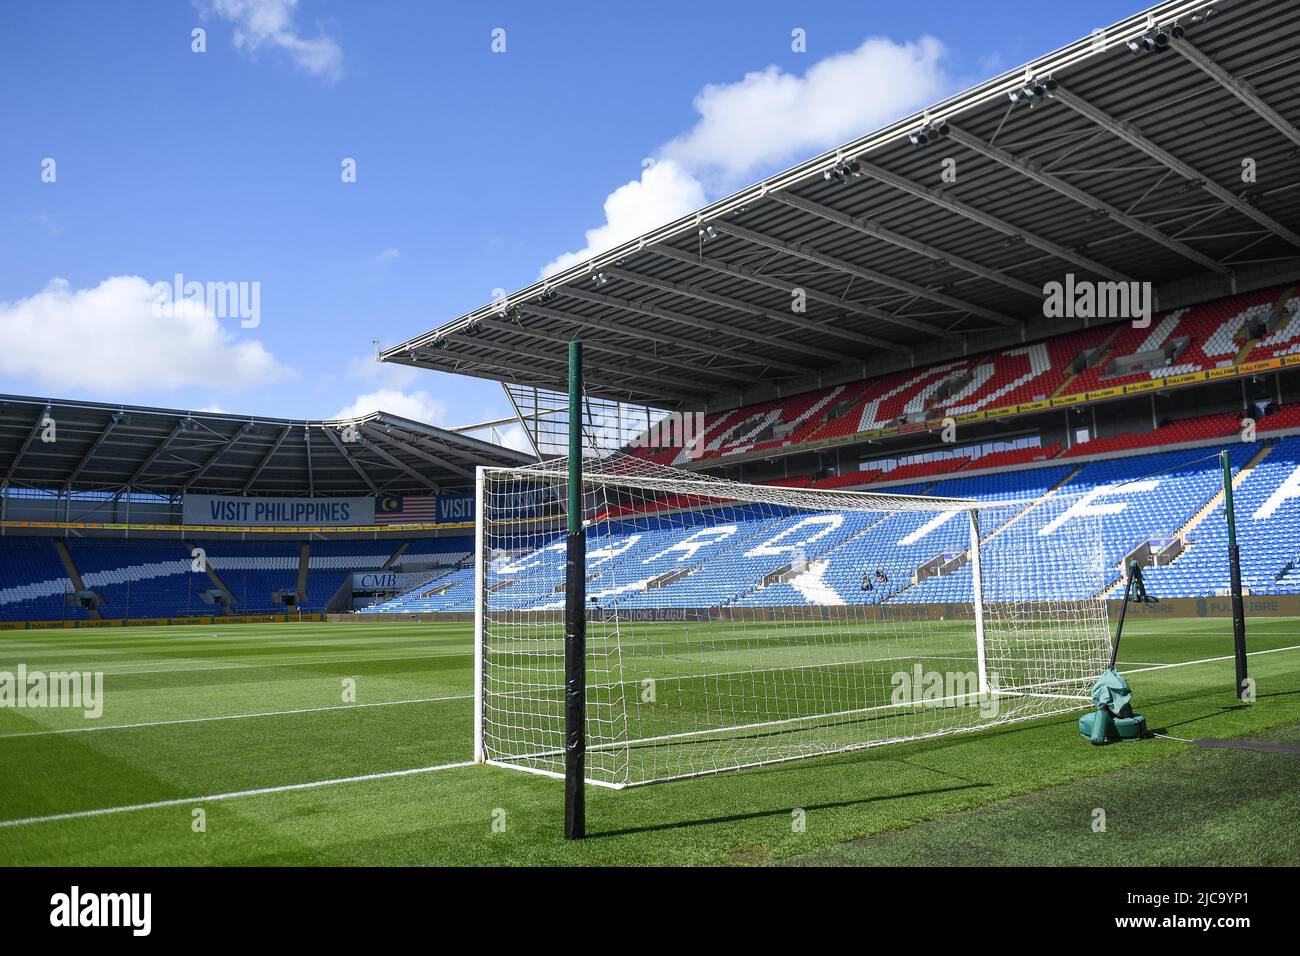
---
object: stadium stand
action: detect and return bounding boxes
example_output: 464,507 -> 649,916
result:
0,539 -> 81,622
5,431 -> 1298,620
629,285 -> 1300,468
1060,411 -> 1242,457
1062,287 -> 1300,395
0,536 -> 472,620
5,287 -> 1299,622
359,436 -> 1299,614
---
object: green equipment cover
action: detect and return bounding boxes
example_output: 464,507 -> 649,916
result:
1079,668 -> 1147,744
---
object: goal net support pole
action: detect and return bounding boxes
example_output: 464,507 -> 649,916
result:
473,465 -> 486,764
564,341 -> 586,840
968,509 -> 988,696
1221,450 -> 1249,701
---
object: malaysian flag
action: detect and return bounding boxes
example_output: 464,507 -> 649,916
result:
374,495 -> 439,524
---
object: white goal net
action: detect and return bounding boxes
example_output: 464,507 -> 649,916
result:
474,453 -> 1111,788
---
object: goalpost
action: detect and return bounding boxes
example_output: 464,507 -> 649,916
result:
473,344 -> 1112,837
472,478 -> 1115,835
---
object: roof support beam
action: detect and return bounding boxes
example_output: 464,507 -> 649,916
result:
854,158 -> 1133,282
558,283 -> 850,363
1052,86 -> 1300,248
437,332 -> 714,399
711,219 -> 1021,328
1171,39 -> 1300,149
67,415 -> 120,485
182,426 -> 249,492
321,425 -> 379,493
945,123 -> 1230,275
355,426 -> 440,491
303,427 -> 315,496
769,191 -> 1042,298
655,245 -> 964,343
4,408 -> 50,484
474,316 -> 756,385
243,423 -> 292,494
126,422 -> 185,488
501,381 -> 542,460
632,253 -> 913,351
423,335 -> 707,403
368,428 -> 473,480
399,352 -> 569,393
519,301 -> 812,374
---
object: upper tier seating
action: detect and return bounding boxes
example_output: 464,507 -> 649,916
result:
629,285 -> 1300,467
1061,411 -> 1241,458
1062,286 -> 1299,395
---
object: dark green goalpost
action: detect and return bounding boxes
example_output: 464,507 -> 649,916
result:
1221,450 -> 1249,701
564,341 -> 587,840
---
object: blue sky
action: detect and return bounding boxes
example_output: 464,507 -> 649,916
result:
0,0 -> 1148,442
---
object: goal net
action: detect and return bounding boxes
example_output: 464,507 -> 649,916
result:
474,453 -> 1111,788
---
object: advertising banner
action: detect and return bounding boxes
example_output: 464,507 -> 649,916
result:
183,495 -> 376,527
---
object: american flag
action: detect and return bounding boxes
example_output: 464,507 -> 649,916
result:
374,495 -> 440,524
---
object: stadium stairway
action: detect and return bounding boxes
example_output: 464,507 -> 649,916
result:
1098,441 -> 1279,599
185,539 -> 238,612
1176,443 -> 1273,543
297,543 -> 310,605
382,541 -> 410,568
53,540 -> 100,620
974,464 -> 1084,549
723,509 -> 897,607
1097,441 -> 1276,599
1049,325 -> 1125,399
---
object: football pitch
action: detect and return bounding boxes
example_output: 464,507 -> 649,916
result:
1,617 -> 1298,866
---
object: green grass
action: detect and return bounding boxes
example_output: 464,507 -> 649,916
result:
783,719 -> 1300,866
1,617 -> 1297,865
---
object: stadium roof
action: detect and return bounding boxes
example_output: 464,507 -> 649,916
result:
383,0 -> 1300,412
0,396 -> 533,497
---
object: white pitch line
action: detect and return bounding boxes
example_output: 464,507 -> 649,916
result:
76,649 -> 451,677
0,760 -> 476,830
0,693 -> 472,740
1120,643 -> 1300,675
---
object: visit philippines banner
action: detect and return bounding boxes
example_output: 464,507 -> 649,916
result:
182,495 -> 376,527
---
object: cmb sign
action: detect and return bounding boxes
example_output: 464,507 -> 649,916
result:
352,572 -> 398,591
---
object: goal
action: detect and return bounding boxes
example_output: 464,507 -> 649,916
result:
473,453 -> 1111,791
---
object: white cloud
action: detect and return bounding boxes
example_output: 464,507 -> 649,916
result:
540,36 -> 949,276
30,213 -> 61,238
373,247 -> 401,265
345,350 -> 419,387
0,276 -> 290,394
540,159 -> 706,277
333,388 -> 447,425
496,423 -> 536,454
662,36 -> 949,182
207,0 -> 343,80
